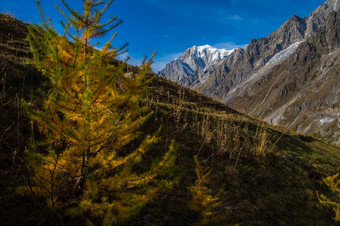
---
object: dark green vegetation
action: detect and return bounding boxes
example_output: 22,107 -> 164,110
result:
0,10 -> 340,226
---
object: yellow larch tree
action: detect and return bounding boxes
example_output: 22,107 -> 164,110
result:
318,174 -> 340,221
188,155 -> 226,225
22,0 -> 177,223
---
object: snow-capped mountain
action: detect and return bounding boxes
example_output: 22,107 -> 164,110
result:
158,45 -> 234,86
179,45 -> 234,71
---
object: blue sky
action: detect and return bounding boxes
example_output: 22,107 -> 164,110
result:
1,0 -> 326,72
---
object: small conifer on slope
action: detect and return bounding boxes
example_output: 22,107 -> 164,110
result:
22,0 -> 177,223
189,155 -> 227,225
318,174 -> 340,221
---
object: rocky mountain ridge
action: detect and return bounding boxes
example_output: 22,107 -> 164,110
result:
160,0 -> 340,93
194,0 -> 340,98
231,10 -> 340,144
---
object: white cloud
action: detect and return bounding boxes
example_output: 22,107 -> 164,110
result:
213,41 -> 245,50
229,15 -> 243,21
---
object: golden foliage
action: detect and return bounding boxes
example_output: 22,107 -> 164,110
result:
318,174 -> 340,221
21,0 -> 177,223
188,155 -> 226,225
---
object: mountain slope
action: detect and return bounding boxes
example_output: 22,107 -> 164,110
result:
305,0 -> 340,36
231,10 -> 340,144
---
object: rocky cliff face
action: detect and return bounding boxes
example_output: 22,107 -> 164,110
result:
193,14 -> 307,101
305,0 -> 340,36
231,10 -> 340,144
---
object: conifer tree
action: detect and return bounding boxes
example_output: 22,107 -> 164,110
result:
22,0 -> 177,223
318,174 -> 340,221
188,155 -> 226,225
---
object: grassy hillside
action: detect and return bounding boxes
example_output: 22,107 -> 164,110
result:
145,76 -> 340,225
0,14 -> 339,225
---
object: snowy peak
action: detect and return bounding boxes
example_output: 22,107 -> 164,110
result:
159,44 -> 235,86
180,45 -> 233,70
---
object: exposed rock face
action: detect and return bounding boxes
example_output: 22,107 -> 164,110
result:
231,10 -> 340,144
305,0 -> 340,36
194,14 -> 307,101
